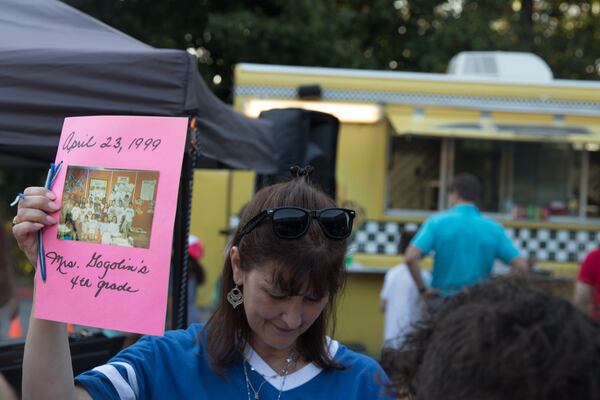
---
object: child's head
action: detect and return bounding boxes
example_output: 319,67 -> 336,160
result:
383,277 -> 600,400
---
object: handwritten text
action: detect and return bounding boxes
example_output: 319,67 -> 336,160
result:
60,131 -> 161,155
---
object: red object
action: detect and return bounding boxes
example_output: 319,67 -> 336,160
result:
578,248 -> 600,321
188,235 -> 204,261
8,315 -> 22,338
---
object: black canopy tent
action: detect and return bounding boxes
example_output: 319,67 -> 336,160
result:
0,0 -> 278,333
0,0 -> 277,172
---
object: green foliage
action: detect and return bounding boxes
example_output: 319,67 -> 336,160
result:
62,0 -> 600,101
0,167 -> 46,277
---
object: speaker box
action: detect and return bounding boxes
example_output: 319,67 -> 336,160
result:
257,108 -> 339,199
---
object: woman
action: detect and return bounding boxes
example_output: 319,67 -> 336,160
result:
13,167 -> 392,399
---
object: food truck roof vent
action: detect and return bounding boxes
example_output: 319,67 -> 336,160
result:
447,51 -> 553,82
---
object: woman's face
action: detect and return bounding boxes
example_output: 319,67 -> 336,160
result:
230,247 -> 328,352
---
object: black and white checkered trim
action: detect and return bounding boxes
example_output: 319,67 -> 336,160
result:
352,221 -> 418,255
351,221 -> 600,262
506,227 -> 600,263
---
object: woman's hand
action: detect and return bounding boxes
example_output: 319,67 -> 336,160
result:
11,187 -> 60,267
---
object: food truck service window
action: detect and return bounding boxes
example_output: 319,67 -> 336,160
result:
387,136 -> 441,211
454,139 -> 503,213
387,136 -> 592,221
586,149 -> 600,218
511,142 -> 581,218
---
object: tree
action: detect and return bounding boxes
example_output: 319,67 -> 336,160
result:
62,0 -> 600,101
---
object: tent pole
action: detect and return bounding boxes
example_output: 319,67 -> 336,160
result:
171,129 -> 193,330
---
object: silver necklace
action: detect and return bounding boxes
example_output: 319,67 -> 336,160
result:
243,352 -> 297,400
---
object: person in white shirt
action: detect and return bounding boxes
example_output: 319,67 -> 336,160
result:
122,206 -> 135,236
98,215 -> 119,244
86,217 -> 99,243
99,216 -> 113,244
107,200 -> 116,221
70,203 -> 82,224
81,215 -> 90,241
114,200 -> 125,230
84,202 -> 94,221
69,201 -> 83,234
380,230 -> 431,349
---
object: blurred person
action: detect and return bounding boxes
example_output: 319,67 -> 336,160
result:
13,166 -> 393,399
101,200 -> 109,221
70,201 -> 82,229
187,234 -> 207,323
100,215 -> 120,245
381,277 -> 600,400
574,247 -> 600,321
85,213 -> 99,242
114,199 -> 125,231
0,219 -> 18,339
61,198 -> 74,222
84,200 -> 94,217
107,199 -> 116,221
405,173 -> 527,310
379,229 -> 431,349
62,216 -> 79,241
80,214 -> 91,240
121,204 -> 135,236
93,201 -> 102,221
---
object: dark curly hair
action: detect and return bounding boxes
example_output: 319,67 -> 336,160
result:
381,277 -> 600,400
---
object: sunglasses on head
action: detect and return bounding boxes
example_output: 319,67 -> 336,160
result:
237,207 -> 356,241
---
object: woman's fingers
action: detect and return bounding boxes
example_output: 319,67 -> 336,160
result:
11,192 -> 58,254
16,207 -> 58,226
18,194 -> 60,215
23,187 -> 56,200
12,221 -> 45,236
12,221 -> 43,267
11,187 -> 54,268
12,221 -> 44,244
15,187 -> 57,215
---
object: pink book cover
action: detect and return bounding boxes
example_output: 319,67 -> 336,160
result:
34,115 -> 188,336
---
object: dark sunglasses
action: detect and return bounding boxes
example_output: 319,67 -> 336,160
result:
237,207 -> 356,241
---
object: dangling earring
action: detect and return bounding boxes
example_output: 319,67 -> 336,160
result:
227,285 -> 243,309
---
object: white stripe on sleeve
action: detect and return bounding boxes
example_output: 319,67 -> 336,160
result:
111,362 -> 140,398
92,364 -> 136,400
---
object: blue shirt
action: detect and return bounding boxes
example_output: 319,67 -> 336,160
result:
411,204 -> 520,295
75,324 -> 393,399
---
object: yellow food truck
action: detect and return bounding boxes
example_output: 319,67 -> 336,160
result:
191,52 -> 600,354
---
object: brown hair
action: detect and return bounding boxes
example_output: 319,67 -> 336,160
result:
204,176 -> 348,372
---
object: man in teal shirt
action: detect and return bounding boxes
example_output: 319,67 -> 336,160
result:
405,174 -> 527,298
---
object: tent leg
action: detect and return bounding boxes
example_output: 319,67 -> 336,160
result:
171,134 -> 193,330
